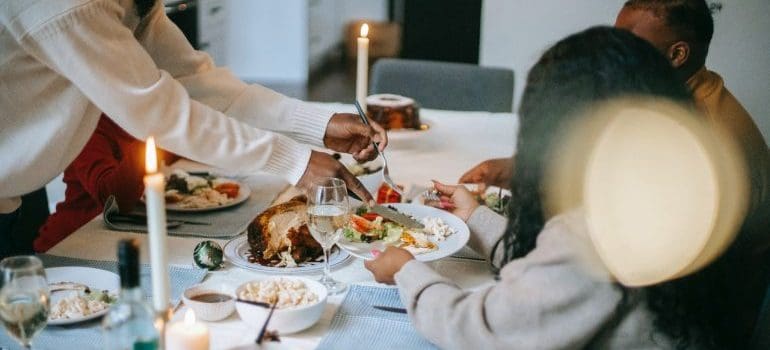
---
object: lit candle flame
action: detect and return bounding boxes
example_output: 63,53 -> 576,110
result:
360,23 -> 369,38
184,309 -> 196,325
145,136 -> 158,174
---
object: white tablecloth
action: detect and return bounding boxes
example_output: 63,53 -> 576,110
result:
46,105 -> 518,349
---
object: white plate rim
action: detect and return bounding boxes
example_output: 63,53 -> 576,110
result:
337,203 -> 471,262
45,267 -> 119,326
223,235 -> 351,274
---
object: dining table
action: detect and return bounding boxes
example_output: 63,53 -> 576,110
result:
38,103 -> 519,350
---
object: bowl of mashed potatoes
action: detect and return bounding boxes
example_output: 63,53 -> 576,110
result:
234,277 -> 327,334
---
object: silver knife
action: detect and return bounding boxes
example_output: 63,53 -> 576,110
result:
373,305 -> 408,314
370,205 -> 424,229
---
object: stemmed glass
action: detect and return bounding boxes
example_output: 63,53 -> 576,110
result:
307,177 -> 350,295
0,256 -> 50,349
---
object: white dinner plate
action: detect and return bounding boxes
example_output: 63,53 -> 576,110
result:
337,203 -> 470,262
45,267 -> 119,326
224,235 -> 351,274
164,180 -> 251,213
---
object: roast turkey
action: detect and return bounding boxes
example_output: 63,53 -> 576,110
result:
247,196 -> 323,266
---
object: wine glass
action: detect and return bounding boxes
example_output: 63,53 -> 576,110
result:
0,256 -> 50,349
307,177 -> 349,295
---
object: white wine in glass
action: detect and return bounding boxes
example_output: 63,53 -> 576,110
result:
0,256 -> 50,349
308,205 -> 348,246
307,177 -> 349,295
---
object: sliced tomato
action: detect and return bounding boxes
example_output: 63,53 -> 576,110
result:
361,213 -> 381,221
376,183 -> 403,204
349,214 -> 373,233
214,183 -> 240,198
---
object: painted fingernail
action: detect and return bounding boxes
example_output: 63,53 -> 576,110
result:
371,249 -> 381,257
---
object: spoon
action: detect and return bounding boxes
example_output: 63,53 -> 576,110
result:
236,299 -> 271,308
255,302 -> 278,344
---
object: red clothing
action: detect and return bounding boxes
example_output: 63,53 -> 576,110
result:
35,116 -> 150,252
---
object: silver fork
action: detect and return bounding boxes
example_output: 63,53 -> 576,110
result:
422,189 -> 440,202
354,101 -> 403,196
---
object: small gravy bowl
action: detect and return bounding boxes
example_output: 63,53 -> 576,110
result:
182,284 -> 235,321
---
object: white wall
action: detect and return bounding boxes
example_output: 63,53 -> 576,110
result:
226,0 -> 308,83
480,0 -> 770,142
706,0 -> 770,141
224,0 -> 386,84
338,0 -> 388,24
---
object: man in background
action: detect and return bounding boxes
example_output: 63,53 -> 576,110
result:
614,0 -> 769,251
459,1 -> 769,343
462,1 -> 769,240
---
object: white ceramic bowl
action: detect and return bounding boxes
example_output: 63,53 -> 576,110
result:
182,284 -> 235,321
234,277 -> 328,334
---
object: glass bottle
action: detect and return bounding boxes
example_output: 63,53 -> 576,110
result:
102,239 -> 159,350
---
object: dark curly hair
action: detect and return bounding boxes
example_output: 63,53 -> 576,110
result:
490,26 -> 752,349
622,0 -> 722,66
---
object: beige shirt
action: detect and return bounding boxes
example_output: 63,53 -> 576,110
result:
687,68 -> 770,252
394,207 -> 674,349
0,0 -> 333,213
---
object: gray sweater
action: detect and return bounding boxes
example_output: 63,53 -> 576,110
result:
394,207 -> 675,349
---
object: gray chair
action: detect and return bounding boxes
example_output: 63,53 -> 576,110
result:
369,58 -> 514,112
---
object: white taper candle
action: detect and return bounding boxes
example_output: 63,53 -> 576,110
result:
144,136 -> 170,312
356,23 -> 370,112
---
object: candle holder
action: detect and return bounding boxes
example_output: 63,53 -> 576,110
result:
165,309 -> 211,350
155,306 -> 173,349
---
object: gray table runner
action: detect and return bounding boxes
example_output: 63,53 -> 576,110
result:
317,285 -> 438,350
0,254 -> 207,350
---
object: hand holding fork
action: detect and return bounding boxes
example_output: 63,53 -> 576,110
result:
354,101 -> 403,197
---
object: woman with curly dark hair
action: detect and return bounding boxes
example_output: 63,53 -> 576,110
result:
365,26 -> 753,349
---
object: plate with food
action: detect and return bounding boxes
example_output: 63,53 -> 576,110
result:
161,169 -> 251,212
46,267 -> 119,326
337,203 -> 470,261
223,196 -> 351,274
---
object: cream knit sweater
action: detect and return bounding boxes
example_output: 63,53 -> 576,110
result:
0,0 -> 332,213
394,207 -> 676,349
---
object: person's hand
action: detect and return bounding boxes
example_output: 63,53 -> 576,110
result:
426,181 -> 480,222
458,157 -> 515,189
323,113 -> 388,162
297,150 -> 374,203
364,246 -> 415,285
